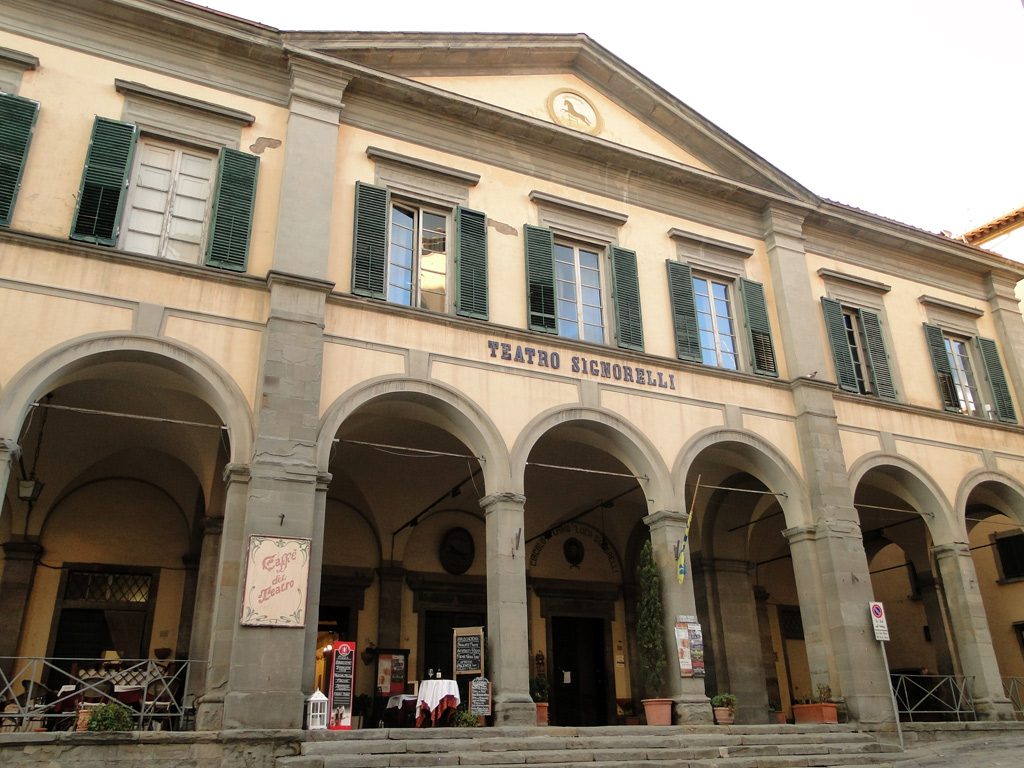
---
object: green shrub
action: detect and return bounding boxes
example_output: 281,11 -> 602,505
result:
710,693 -> 737,709
449,705 -> 480,727
636,540 -> 666,698
87,702 -> 135,731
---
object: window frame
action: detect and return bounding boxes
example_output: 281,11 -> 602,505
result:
691,272 -> 740,371
992,530 -> 1024,583
552,237 -> 609,345
923,320 -> 1016,422
386,196 -> 453,313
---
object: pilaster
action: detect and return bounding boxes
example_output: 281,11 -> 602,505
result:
932,542 -> 1015,720
0,540 -> 41,676
643,509 -> 712,723
985,272 -> 1024,416
185,515 -> 223,706
480,492 -> 534,725
272,55 -> 350,279
377,563 -> 407,649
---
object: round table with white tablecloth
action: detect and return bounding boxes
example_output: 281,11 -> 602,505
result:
414,679 -> 460,726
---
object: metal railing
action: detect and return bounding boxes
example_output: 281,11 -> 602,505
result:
890,674 -> 976,722
1003,677 -> 1024,721
0,657 -> 200,732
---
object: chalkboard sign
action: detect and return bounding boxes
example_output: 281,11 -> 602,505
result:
328,641 -> 355,730
469,676 -> 491,716
452,627 -> 484,676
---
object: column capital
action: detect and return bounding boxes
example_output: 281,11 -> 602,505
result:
700,556 -> 753,575
931,541 -> 971,560
479,492 -> 526,511
223,463 -> 251,485
0,438 -> 20,458
202,515 -> 224,535
2,540 -> 42,559
783,524 -> 817,544
316,471 -> 333,491
643,509 -> 687,530
285,54 -> 350,122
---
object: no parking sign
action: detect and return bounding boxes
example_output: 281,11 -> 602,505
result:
869,601 -> 890,641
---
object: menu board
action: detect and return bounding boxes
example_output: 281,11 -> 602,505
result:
328,640 -> 355,730
469,676 -> 491,716
375,650 -> 409,696
453,627 -> 484,676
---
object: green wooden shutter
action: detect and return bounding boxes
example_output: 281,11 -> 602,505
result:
820,298 -> 858,392
923,324 -> 960,412
859,309 -> 896,400
455,206 -> 488,320
666,261 -> 701,362
204,148 -> 259,272
976,336 -> 1016,423
0,93 -> 39,227
352,181 -> 388,299
524,224 -> 556,333
70,117 -> 137,245
611,246 -> 644,351
739,277 -> 777,377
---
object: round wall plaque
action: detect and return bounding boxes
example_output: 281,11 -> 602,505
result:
547,89 -> 602,135
439,526 -> 475,575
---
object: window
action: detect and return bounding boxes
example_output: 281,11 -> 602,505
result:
923,324 -> 1015,422
821,297 -> 896,398
692,275 -> 737,370
0,92 -> 39,227
666,260 -> 776,376
121,138 -> 216,263
524,223 -> 643,351
993,532 -> 1024,581
70,116 -> 259,272
352,181 -> 488,319
555,241 -> 604,343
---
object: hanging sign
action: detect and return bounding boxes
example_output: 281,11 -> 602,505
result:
453,627 -> 484,677
327,640 -> 356,730
240,535 -> 311,627
870,601 -> 890,641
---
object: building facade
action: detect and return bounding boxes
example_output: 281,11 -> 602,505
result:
1,0 -> 1023,731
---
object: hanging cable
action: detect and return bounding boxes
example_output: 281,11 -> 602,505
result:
527,461 -> 647,481
31,401 -> 225,430
340,438 -> 481,461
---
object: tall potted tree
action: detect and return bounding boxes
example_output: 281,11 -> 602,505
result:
636,540 -> 673,725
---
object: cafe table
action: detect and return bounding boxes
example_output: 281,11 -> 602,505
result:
414,679 -> 459,726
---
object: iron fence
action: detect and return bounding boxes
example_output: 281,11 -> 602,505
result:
1003,677 -> 1024,721
890,673 -> 976,722
0,656 -> 200,732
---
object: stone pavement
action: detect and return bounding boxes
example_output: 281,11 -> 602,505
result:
899,732 -> 1022,767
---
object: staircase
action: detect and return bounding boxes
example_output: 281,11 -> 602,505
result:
279,725 -> 906,768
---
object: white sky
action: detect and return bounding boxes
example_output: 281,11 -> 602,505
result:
195,0 -> 1024,236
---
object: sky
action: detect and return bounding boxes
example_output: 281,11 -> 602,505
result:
194,0 -> 1024,237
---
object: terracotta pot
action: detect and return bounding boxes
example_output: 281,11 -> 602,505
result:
713,706 -> 734,725
792,702 -> 838,724
534,701 -> 548,725
641,697 -> 673,725
770,711 -> 788,724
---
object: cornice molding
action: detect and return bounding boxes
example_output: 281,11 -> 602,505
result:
918,295 -> 984,319
115,79 -> 255,125
816,268 -> 891,295
0,45 -> 38,71
367,146 -> 480,186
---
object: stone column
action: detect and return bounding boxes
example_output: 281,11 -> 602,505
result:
221,273 -> 332,730
932,542 -> 1014,719
480,492 -> 533,725
643,509 -> 712,723
0,439 -> 18,526
915,569 -> 957,675
301,471 -> 332,696
0,541 -> 41,676
186,516 -> 223,706
377,564 -> 406,649
702,557 -> 768,723
195,466 -> 248,731
754,587 -> 782,709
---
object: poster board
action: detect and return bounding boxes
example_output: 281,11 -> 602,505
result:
240,535 -> 311,627
374,648 -> 409,697
675,615 -> 705,678
452,626 -> 484,676
469,676 -> 491,716
327,640 -> 355,730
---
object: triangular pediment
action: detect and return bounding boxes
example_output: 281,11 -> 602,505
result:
285,31 -> 814,202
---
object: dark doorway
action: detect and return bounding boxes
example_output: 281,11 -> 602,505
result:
550,615 -> 609,726
423,610 -> 484,701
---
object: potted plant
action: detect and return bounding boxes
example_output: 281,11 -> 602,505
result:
792,683 -> 838,724
710,693 -> 736,725
449,704 -> 480,727
768,700 -> 787,724
87,702 -> 135,731
530,675 -> 549,725
636,540 -> 672,725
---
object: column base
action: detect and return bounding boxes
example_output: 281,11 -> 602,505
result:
674,695 -> 713,724
195,693 -> 224,731
224,689 -> 306,729
493,695 -> 536,726
845,692 -> 898,726
974,696 -> 1016,721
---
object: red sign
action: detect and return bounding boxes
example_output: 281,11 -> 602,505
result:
327,641 -> 356,730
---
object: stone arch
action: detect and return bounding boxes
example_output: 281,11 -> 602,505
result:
956,470 -> 1024,530
510,404 -> 674,512
848,452 -> 953,542
673,427 -> 809,527
317,376 -> 511,494
0,332 -> 254,464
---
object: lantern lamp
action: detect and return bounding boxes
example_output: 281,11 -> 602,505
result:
306,689 -> 328,730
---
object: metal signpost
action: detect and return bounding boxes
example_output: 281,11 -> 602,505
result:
870,601 -> 903,749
